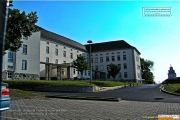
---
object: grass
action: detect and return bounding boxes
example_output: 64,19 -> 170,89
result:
92,81 -> 124,87
10,89 -> 45,99
163,84 -> 180,94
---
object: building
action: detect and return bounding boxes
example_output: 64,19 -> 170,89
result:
2,27 -> 141,82
85,40 -> 141,82
168,65 -> 176,79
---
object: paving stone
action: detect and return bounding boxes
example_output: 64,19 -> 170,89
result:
1,98 -> 180,120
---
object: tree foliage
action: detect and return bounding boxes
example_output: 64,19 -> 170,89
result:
107,63 -> 120,80
140,58 -> 155,84
5,1 -> 39,52
72,55 -> 89,78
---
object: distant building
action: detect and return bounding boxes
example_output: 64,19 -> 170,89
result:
168,65 -> 176,79
85,40 -> 142,82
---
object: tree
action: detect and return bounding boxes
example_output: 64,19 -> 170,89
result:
107,63 -> 120,80
72,55 -> 89,78
140,58 -> 155,84
5,1 -> 39,52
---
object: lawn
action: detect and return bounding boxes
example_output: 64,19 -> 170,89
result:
163,84 -> 180,94
10,89 -> 45,99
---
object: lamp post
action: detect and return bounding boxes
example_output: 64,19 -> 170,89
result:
87,40 -> 92,84
0,0 -> 9,84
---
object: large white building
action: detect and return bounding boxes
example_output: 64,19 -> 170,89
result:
2,27 -> 142,82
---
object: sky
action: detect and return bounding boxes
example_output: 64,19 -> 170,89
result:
12,0 -> 180,83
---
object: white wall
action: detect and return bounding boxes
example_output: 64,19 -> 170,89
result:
15,32 -> 40,75
91,49 -> 140,81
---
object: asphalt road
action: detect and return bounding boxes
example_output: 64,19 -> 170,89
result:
42,84 -> 180,103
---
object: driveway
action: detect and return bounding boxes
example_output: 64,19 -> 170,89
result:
41,84 -> 180,103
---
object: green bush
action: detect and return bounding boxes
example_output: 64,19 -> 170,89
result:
3,80 -> 94,90
92,81 -> 124,87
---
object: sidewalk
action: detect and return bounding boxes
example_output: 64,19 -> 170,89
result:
98,86 -> 124,92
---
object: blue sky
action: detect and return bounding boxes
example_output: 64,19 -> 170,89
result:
12,1 -> 180,83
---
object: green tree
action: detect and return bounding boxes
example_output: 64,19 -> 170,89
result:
72,55 -> 89,78
140,58 -> 155,84
107,63 -> 120,80
5,1 -> 39,52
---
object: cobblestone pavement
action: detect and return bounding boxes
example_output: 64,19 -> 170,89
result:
1,98 -> 180,120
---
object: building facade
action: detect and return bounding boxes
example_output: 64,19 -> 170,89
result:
2,27 -> 141,82
168,65 -> 176,79
85,40 -> 141,82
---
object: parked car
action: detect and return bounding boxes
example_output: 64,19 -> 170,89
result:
0,82 -> 10,112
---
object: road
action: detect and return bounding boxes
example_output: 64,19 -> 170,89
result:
42,84 -> 180,103
1,84 -> 180,119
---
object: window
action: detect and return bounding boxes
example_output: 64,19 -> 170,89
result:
123,51 -> 126,53
119,72 -> 121,78
117,52 -> 120,54
118,64 -> 121,69
73,69 -> 76,74
46,57 -> 49,63
70,53 -> 73,59
47,42 -> 49,44
85,70 -> 87,75
56,44 -> 58,47
136,56 -> 139,62
100,57 -> 103,63
22,44 -> 27,55
64,47 -> 66,49
7,65 -> 13,70
123,55 -> 126,60
138,73 -> 140,78
91,58 -> 93,63
55,59 -> 58,64
112,52 -> 114,54
88,71 -> 90,76
117,55 -> 120,61
63,61 -> 66,63
124,72 -> 128,78
124,63 -> 127,69
22,35 -> 28,40
96,54 -> 98,56
100,54 -> 102,56
7,72 -> 12,79
46,46 -> 49,54
8,51 -> 13,62
96,66 -> 98,71
112,56 -> 115,61
77,51 -> 79,53
106,53 -> 109,55
22,60 -> 27,70
100,65 -> 104,71
107,74 -> 110,79
63,51 -> 66,57
106,56 -> 109,62
71,49 -> 73,51
55,48 -> 58,56
107,65 -> 109,71
95,57 -> 98,63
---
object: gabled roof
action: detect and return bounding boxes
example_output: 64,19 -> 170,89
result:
39,27 -> 87,51
85,40 -> 140,54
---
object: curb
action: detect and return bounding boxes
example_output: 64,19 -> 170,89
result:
160,85 -> 180,96
46,95 -> 121,102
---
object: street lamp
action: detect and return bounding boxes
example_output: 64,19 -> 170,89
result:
87,40 -> 93,84
0,0 -> 10,84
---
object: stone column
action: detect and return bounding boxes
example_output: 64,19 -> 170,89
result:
45,64 -> 48,80
57,66 -> 62,80
67,66 -> 71,79
48,65 -> 52,80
